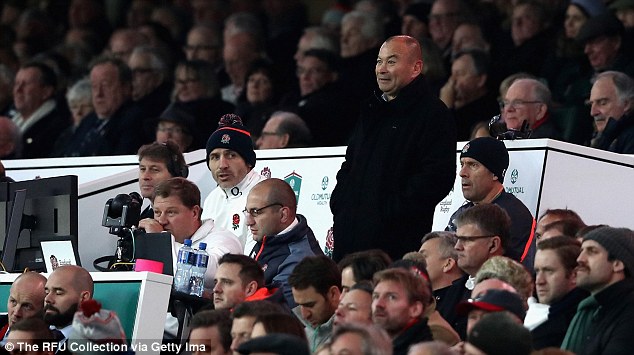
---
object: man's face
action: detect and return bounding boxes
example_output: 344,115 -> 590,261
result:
156,121 -> 191,153
255,115 -> 285,149
330,332 -> 364,355
534,249 -> 576,305
376,40 -> 421,101
455,223 -> 494,276
44,271 -> 84,327
333,289 -> 372,327
402,15 -> 427,39
589,76 -> 631,133
138,158 -> 172,199
189,326 -> 231,355
292,286 -> 337,327
584,36 -> 620,71
616,8 -> 634,28
7,277 -> 45,327
212,262 -> 247,309
128,51 -> 161,101
297,56 -> 336,97
576,240 -> 620,294
452,24 -> 484,56
208,148 -> 250,189
419,238 -> 449,289
451,55 -> 485,108
244,185 -> 283,241
340,266 -> 356,296
466,309 -> 488,335
429,0 -> 461,49
223,42 -> 253,87
372,280 -> 421,336
230,316 -> 255,354
174,66 -> 207,103
511,4 -> 541,46
502,80 -> 545,130
153,195 -> 200,243
459,157 -> 498,203
294,33 -> 313,62
535,213 -> 559,240
6,330 -> 48,355
340,18 -> 373,58
90,63 -> 129,119
185,28 -> 221,65
13,67 -> 52,117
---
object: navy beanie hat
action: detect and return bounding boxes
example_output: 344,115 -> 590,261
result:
460,137 -> 509,183
584,226 -> 634,276
205,114 -> 256,169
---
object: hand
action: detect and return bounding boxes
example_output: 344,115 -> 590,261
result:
440,78 -> 456,108
138,218 -> 164,233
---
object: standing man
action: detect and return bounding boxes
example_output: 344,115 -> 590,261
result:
446,137 -> 536,269
331,35 -> 456,262
137,141 -> 188,220
561,227 -> 634,354
202,114 -> 266,254
44,266 -> 93,344
245,178 -> 323,307
0,272 -> 47,345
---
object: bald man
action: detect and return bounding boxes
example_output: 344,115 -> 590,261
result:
331,35 -> 456,261
246,178 -> 323,307
0,272 -> 47,344
43,266 -> 93,341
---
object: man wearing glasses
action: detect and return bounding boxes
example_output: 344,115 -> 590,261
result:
501,78 -> 562,139
246,178 -> 323,307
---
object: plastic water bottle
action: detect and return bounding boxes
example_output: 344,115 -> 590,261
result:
189,243 -> 209,297
173,239 -> 193,292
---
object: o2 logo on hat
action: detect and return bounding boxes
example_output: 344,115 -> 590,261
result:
510,169 -> 519,184
321,176 -> 329,191
221,134 -> 231,144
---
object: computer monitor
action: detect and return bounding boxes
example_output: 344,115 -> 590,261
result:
0,175 -> 79,272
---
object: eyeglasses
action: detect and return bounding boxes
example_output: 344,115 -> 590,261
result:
242,203 -> 283,217
498,99 -> 542,110
183,45 -> 219,52
455,235 -> 495,243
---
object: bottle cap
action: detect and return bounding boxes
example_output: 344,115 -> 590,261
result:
199,242 -> 207,250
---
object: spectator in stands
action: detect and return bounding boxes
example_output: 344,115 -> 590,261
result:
0,65 -> 14,116
230,300 -> 286,353
539,219 -> 586,240
475,256 -> 534,309
288,255 -> 341,352
138,177 -> 241,294
0,117 -> 21,159
535,208 -> 585,240
502,78 -> 562,139
255,111 -> 312,149
188,309 -> 233,355
451,21 -> 491,57
401,3 -> 431,41
531,237 -> 587,349
213,254 -> 285,310
280,49 -> 353,146
136,141 -> 188,220
331,36 -> 456,262
11,62 -> 69,159
429,0 -> 470,66
184,24 -> 223,71
333,281 -> 373,328
577,13 -> 633,76
246,178 -> 323,306
172,60 -> 234,149
62,56 -> 145,156
128,46 -> 172,140
222,32 -> 264,105
107,29 -> 146,63
155,103 -> 196,153
250,313 -> 307,340
446,137 -> 535,268
294,26 -> 339,63
465,312 -> 533,355
329,324 -> 393,355
440,49 -> 499,141
202,114 -> 266,254
337,249 -> 392,297
588,71 -> 634,154
0,272 -> 47,345
372,268 -> 433,354
456,288 -> 526,336
611,0 -> 634,29
44,266 -> 93,345
419,232 -> 465,315
561,227 -> 634,354
5,318 -> 54,355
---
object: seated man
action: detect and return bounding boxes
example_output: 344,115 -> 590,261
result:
212,254 -> 285,310
0,272 -> 47,345
230,300 -> 285,353
456,289 -> 526,336
139,177 -> 241,293
188,309 -> 233,355
246,178 -> 323,307
255,111 -> 312,149
5,318 -> 54,355
447,137 -> 535,269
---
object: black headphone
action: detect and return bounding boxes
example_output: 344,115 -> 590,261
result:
163,142 -> 189,178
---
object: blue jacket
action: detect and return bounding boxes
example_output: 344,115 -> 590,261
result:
250,214 -> 323,306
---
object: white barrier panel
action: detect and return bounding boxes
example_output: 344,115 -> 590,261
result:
4,140 -> 634,270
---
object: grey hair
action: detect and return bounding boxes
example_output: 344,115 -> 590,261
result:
518,78 -> 552,108
342,10 -> 384,42
421,231 -> 459,260
131,45 -> 167,72
66,77 -> 92,104
302,26 -> 339,54
331,323 -> 393,355
594,71 -> 634,109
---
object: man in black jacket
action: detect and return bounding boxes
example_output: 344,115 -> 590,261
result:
331,35 -> 456,262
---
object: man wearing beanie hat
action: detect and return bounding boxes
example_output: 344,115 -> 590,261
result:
201,114 -> 266,254
561,226 -> 634,355
446,137 -> 535,270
